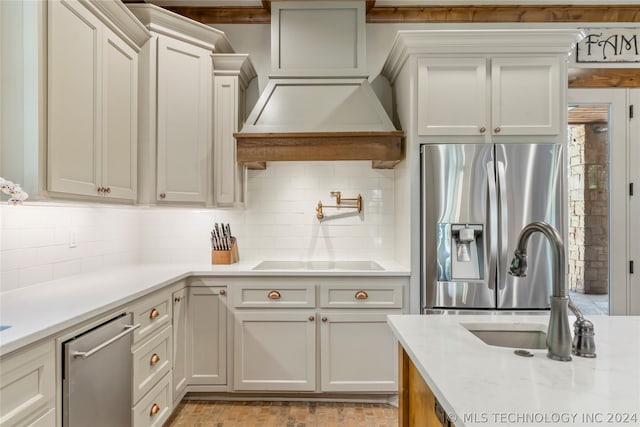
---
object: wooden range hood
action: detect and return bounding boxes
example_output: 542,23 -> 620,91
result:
234,1 -> 404,170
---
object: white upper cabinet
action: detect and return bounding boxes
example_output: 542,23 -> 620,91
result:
47,0 -> 148,200
129,4 -> 235,206
212,54 -> 256,207
490,57 -> 560,136
417,57 -> 487,136
156,36 -> 210,203
48,0 -> 101,197
102,26 -> 139,200
418,55 -> 561,138
384,30 -> 583,143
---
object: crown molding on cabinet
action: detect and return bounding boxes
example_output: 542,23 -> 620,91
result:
127,3 -> 234,52
381,29 -> 584,84
212,54 -> 257,89
80,0 -> 151,50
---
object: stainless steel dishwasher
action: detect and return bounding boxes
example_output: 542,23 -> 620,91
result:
62,313 -> 139,427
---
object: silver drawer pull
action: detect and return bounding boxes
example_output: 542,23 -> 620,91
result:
73,323 -> 140,359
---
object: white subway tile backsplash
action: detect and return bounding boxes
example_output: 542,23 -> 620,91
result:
19,264 -> 53,288
81,256 -> 105,274
0,270 -> 19,292
0,204 -> 140,292
1,228 -> 55,250
1,248 -> 39,270
53,259 -> 83,280
1,161 -> 396,291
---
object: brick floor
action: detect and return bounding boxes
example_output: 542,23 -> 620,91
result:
165,400 -> 398,427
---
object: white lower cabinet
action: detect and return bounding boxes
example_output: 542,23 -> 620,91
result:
231,278 -> 406,394
132,326 -> 172,404
234,311 -> 317,391
172,287 -> 188,403
187,285 -> 227,386
132,373 -> 172,427
130,289 -> 174,427
0,341 -> 55,427
320,312 -> 399,392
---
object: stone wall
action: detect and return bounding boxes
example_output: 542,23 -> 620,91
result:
568,123 -> 609,294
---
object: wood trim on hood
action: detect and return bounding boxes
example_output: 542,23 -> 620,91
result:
234,131 -> 404,169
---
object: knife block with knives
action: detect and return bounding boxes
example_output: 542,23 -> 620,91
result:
211,223 -> 239,264
212,238 -> 239,264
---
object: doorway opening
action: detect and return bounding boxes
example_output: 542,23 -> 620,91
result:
567,105 -> 610,315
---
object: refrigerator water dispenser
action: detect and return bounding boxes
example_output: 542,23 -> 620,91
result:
451,224 -> 484,280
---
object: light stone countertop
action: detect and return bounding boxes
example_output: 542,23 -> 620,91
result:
0,261 -> 408,356
387,314 -> 640,427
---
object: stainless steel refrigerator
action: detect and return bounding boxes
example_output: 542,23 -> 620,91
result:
421,143 -> 564,312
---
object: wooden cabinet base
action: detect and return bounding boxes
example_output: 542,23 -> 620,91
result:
399,346 -> 455,427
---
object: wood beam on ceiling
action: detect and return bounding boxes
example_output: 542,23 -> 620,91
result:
569,68 -> 640,88
165,6 -> 271,24
366,5 -> 640,23
162,4 -> 640,24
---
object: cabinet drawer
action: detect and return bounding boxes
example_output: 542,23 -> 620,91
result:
131,292 -> 171,344
232,283 -> 315,308
132,372 -> 172,427
132,326 -> 172,404
319,282 -> 403,308
0,340 -> 55,427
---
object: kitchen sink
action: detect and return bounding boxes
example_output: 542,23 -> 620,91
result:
0,325 -> 11,332
461,322 -> 548,350
252,260 -> 384,271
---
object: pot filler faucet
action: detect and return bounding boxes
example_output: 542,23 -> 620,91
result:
509,221 -> 596,361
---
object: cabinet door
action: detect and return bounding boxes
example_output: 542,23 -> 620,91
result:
417,57 -> 487,136
234,311 -> 316,391
156,37 -> 210,203
320,312 -> 397,392
187,287 -> 227,385
102,26 -> 138,200
171,288 -> 187,402
48,0 -> 101,196
491,56 -> 560,136
213,75 -> 241,207
0,341 -> 55,427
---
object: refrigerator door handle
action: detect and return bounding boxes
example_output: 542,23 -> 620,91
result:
496,161 -> 509,290
486,161 -> 498,290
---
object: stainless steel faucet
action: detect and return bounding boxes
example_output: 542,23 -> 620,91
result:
508,221 -> 572,361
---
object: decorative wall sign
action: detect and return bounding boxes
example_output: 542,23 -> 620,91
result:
577,28 -> 640,63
